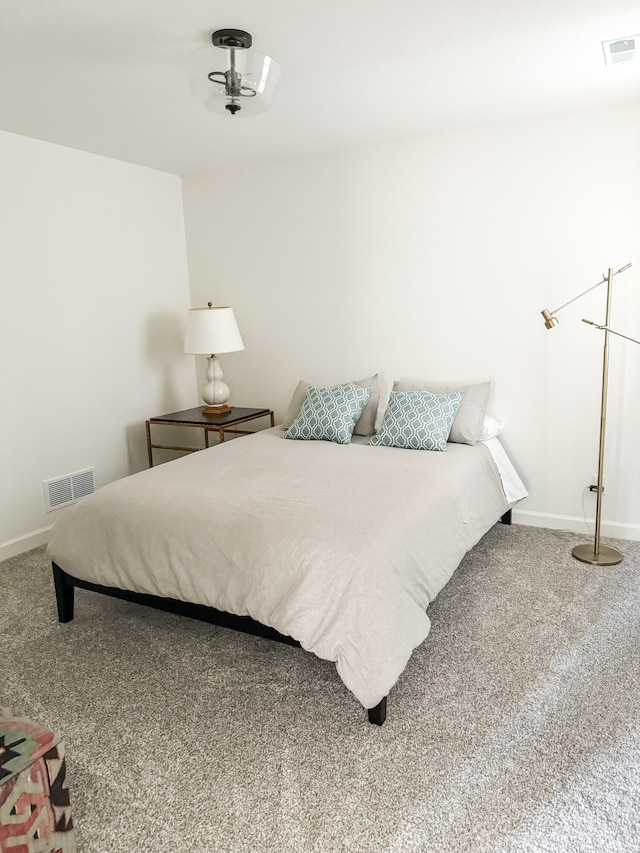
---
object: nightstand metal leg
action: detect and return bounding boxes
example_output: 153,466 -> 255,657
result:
146,421 -> 154,468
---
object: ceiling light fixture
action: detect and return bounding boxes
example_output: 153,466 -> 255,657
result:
187,28 -> 281,117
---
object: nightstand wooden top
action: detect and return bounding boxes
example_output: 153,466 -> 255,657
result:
147,406 -> 272,427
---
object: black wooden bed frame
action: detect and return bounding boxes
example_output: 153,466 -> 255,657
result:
51,509 -> 512,726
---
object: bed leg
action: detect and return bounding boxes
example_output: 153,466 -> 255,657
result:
500,509 -> 512,525
368,696 -> 387,726
52,563 -> 74,623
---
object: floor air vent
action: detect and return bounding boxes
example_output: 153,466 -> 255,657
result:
43,468 -> 95,512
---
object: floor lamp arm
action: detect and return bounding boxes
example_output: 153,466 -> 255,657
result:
547,263 -> 632,319
582,321 -> 640,347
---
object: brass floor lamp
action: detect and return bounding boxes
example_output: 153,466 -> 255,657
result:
541,263 -> 639,566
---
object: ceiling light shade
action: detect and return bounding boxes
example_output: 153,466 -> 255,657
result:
187,29 -> 281,117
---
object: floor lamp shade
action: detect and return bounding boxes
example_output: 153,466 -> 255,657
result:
184,304 -> 244,413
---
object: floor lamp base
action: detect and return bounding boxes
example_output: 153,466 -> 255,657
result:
572,543 -> 623,566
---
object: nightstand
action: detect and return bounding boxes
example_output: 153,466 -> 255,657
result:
146,406 -> 275,467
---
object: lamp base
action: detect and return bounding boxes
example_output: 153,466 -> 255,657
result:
572,543 -> 623,566
202,404 -> 233,416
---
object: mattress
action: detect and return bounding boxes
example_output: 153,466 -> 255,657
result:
47,427 -> 518,709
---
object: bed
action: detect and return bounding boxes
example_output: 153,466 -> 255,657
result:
47,380 -> 527,725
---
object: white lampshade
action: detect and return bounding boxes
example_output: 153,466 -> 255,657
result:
184,305 -> 245,355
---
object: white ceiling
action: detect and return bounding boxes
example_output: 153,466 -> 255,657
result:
1,0 -> 639,177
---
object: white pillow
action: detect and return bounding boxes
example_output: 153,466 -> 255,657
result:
479,415 -> 504,441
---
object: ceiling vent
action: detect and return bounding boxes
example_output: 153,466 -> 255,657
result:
43,468 -> 95,512
602,36 -> 638,66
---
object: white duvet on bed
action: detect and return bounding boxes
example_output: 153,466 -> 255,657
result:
47,427 -> 514,709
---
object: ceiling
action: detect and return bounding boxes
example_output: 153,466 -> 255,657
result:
1,0 -> 639,177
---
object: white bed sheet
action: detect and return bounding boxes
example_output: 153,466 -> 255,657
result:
47,427 -> 519,709
481,437 -> 528,504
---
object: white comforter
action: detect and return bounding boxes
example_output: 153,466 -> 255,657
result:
47,427 -> 510,709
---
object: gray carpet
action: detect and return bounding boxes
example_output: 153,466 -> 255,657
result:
2,524 -> 639,852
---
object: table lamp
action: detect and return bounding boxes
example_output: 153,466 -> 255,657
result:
184,303 -> 245,415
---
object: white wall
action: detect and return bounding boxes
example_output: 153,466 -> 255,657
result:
0,131 -> 197,560
182,102 -> 640,541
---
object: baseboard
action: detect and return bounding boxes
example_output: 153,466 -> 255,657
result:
0,526 -> 54,563
512,509 -> 640,543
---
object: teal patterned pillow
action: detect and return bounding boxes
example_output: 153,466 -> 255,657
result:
283,383 -> 372,445
369,390 -> 463,451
